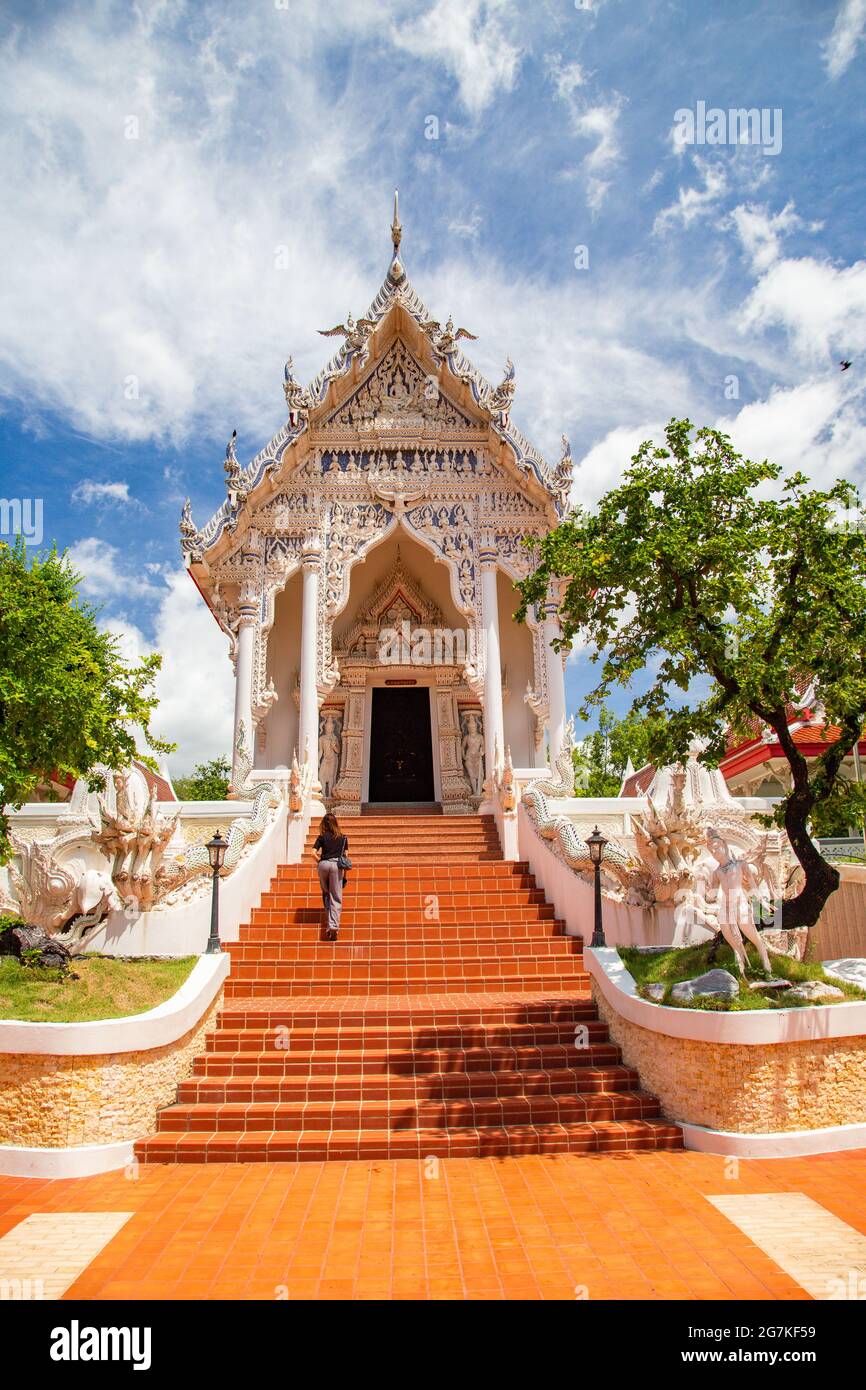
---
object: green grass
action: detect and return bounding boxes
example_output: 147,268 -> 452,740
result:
0,955 -> 197,1022
619,941 -> 866,1012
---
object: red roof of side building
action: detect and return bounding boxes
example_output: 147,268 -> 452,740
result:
618,721 -> 866,797
619,764 -> 656,797
136,762 -> 178,802
44,760 -> 177,803
720,723 -> 866,780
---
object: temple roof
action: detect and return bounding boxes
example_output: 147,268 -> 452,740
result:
183,194 -> 567,561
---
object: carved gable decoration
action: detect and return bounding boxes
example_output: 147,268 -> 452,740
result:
335,550 -> 443,657
324,340 -> 477,434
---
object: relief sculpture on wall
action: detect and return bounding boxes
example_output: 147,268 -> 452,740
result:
318,711 -> 343,799
460,710 -> 485,799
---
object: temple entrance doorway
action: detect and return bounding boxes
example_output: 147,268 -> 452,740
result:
367,686 -> 435,803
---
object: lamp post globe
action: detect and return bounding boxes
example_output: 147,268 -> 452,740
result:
206,832 -> 228,955
586,825 -> 608,949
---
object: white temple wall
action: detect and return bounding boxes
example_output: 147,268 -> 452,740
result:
258,571 -> 302,768
497,569 -> 535,767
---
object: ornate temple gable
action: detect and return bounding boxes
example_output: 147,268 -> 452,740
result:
321,338 -> 479,437
335,549 -> 444,658
182,197 -> 566,587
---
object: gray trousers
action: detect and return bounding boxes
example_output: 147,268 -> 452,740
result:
317,859 -> 344,933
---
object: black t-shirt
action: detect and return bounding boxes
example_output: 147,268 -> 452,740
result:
314,832 -> 347,862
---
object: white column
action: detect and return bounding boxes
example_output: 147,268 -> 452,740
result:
298,535 -> 321,776
480,540 -> 505,793
231,583 -> 258,784
544,597 -> 567,768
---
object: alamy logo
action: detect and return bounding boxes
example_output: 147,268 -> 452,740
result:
673,101 -> 782,156
378,620 -> 478,667
50,1320 -> 152,1371
0,497 -> 43,545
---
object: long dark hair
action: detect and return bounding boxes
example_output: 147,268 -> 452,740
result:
320,813 -> 341,837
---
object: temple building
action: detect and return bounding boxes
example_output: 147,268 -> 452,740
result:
181,197 -> 573,814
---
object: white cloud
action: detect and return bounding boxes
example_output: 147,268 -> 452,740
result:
148,569 -> 234,773
717,378 -> 866,490
728,200 -> 808,273
393,0 -> 522,116
97,571 -> 234,774
823,0 -> 866,78
547,56 -> 623,210
653,156 -> 727,234
575,99 -> 623,174
447,211 -> 483,241
1,2 -> 523,449
67,538 -> 163,600
571,420 -> 665,508
549,58 -> 585,101
71,479 -> 136,507
739,254 -> 866,363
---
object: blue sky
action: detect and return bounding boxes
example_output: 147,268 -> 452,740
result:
1,0 -> 864,770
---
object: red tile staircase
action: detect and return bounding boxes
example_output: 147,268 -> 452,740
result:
136,815 -> 682,1162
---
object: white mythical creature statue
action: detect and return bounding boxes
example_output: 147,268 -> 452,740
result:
422,315 -> 477,360
5,761 -> 284,932
7,836 -> 118,950
318,313 -> 377,364
92,773 -> 179,910
553,436 -> 574,512
522,732 -> 796,935
486,358 -> 516,423
282,357 -> 314,427
696,828 -> 774,976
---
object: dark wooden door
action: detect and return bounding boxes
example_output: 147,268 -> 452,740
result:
368,687 -> 435,802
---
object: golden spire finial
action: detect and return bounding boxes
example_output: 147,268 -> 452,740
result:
391,189 -> 402,254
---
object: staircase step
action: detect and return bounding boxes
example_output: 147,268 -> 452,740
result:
135,1119 -> 684,1163
195,1040 -> 621,1073
137,814 -> 680,1164
178,1065 -> 641,1102
153,1089 -> 663,1133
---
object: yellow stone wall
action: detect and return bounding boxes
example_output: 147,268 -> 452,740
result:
592,982 -> 866,1133
0,992 -> 222,1148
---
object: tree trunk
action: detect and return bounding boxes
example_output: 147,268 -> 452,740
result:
779,798 -> 841,929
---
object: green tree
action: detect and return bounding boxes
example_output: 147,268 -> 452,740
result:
516,420 -> 866,928
173,757 -> 231,801
573,705 -> 662,797
0,539 -> 173,860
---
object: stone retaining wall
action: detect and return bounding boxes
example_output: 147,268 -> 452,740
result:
591,981 -> 866,1133
0,991 -> 222,1148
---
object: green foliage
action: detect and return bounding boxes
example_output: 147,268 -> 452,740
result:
0,538 -> 174,861
517,420 -> 866,926
810,780 -> 866,838
0,954 -> 197,1022
573,705 -> 662,796
172,756 -> 231,801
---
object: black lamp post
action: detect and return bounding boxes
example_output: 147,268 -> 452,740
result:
205,832 -> 228,954
586,825 -> 608,948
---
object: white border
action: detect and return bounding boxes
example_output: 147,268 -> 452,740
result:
680,1119 -> 866,1158
0,952 -> 228,1055
0,1139 -> 135,1178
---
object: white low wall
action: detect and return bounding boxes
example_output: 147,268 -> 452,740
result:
0,954 -> 230,1177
